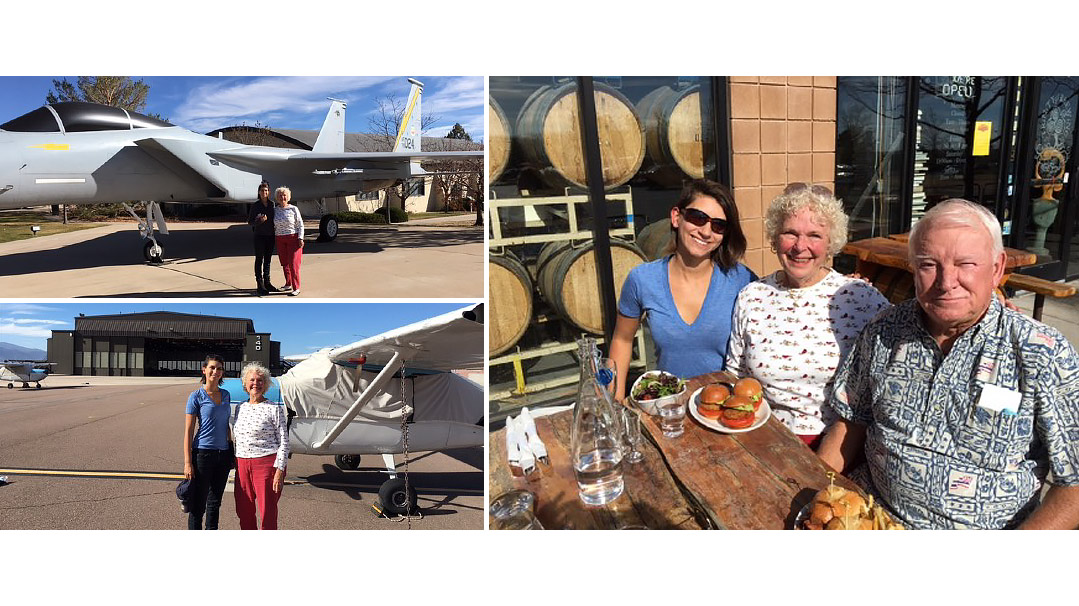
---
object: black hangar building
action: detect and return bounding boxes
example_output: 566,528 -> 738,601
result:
47,312 -> 280,377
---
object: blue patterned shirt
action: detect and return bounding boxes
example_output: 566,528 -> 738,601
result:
830,298 -> 1079,529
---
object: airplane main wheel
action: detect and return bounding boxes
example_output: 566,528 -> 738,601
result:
6,383 -> 11,389
36,383 -> 42,389
143,241 -> 164,264
378,477 -> 418,516
334,454 -> 361,470
318,214 -> 339,242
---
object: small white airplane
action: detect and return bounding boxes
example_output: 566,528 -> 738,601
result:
1,361 -> 54,388
221,303 -> 484,515
0,78 -> 483,262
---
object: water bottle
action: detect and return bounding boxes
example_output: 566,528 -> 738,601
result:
571,377 -> 625,506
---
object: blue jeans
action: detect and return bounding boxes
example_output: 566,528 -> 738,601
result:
188,448 -> 233,530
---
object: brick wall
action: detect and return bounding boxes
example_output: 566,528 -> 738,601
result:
728,76 -> 837,276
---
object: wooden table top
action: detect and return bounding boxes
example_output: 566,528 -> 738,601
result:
842,235 -> 1037,272
489,371 -> 858,530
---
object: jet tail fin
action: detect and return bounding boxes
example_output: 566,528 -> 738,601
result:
392,78 -> 423,153
312,98 -> 348,153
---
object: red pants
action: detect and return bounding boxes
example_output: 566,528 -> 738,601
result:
235,454 -> 282,530
275,234 -> 302,291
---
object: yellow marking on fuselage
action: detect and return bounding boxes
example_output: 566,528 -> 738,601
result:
28,143 -> 70,151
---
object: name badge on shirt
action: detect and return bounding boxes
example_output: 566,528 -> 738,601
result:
976,383 -> 1021,416
948,470 -> 978,497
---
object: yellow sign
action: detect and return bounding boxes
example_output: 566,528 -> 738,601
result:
972,121 -> 992,156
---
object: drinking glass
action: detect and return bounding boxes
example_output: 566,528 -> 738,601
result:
619,406 -> 644,464
657,393 -> 687,438
489,490 -> 544,530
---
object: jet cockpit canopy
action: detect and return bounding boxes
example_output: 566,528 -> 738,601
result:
0,102 -> 172,133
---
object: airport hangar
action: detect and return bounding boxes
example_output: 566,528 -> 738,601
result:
46,312 -> 281,378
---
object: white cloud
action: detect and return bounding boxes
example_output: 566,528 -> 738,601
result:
1,303 -> 63,316
171,76 -> 397,132
0,321 -> 54,339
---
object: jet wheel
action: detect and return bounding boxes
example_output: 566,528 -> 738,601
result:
143,241 -> 164,264
378,477 -> 418,516
318,214 -> 339,242
36,383 -> 42,389
6,383 -> 12,389
334,454 -> 361,470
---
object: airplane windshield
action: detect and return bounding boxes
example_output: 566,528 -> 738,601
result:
1,102 -> 172,132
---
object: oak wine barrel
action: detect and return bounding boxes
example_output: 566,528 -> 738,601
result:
488,98 -> 511,184
536,239 -> 647,334
636,218 -> 674,261
515,82 -> 645,190
489,250 -> 534,356
636,85 -> 705,185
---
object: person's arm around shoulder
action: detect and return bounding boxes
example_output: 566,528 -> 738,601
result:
724,289 -> 750,376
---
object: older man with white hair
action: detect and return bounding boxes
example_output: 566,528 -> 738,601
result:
818,199 -> 1079,529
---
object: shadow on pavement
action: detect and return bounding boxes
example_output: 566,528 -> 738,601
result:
0,224 -> 481,277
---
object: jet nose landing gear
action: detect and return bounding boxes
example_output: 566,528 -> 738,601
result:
143,241 -> 164,264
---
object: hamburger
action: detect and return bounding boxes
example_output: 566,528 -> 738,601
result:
718,394 -> 756,429
801,484 -> 903,530
696,384 -> 731,420
733,377 -> 764,411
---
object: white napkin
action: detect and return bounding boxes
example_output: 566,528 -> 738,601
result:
519,407 -> 548,464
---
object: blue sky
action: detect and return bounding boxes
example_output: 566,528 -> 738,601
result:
0,76 -> 485,142
0,301 -> 474,357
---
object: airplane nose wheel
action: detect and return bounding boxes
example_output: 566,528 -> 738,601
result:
378,477 -> 418,516
6,383 -> 12,389
143,241 -> 164,264
334,454 -> 361,470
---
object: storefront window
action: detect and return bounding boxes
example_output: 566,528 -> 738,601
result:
913,76 -> 1008,223
835,77 -> 909,242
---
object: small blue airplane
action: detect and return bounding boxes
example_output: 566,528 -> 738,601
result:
1,360 -> 54,388
0,78 -> 482,262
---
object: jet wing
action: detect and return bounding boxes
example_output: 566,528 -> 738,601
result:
133,138 -> 229,198
207,148 -> 481,175
325,304 -> 483,373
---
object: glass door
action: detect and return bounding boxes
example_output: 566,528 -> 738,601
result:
1012,77 -> 1079,280
910,77 -> 1011,227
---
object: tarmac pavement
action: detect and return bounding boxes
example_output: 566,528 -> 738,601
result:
0,219 -> 484,298
0,376 -> 483,530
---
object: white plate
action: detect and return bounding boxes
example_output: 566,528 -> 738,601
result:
687,385 -> 771,434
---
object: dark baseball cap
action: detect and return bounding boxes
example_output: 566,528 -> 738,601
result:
176,478 -> 194,513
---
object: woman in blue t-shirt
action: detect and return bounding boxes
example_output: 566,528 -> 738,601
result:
182,354 -> 234,530
610,179 -> 756,401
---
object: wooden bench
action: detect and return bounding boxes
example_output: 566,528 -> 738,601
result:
1005,273 -> 1076,321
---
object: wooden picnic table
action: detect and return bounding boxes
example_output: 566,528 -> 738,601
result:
489,371 -> 859,529
840,234 -> 1038,304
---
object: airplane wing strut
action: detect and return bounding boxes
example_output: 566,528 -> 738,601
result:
311,351 -> 404,450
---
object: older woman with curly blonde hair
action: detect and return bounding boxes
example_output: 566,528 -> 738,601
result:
232,362 -> 289,529
273,185 -> 304,296
725,183 -> 889,448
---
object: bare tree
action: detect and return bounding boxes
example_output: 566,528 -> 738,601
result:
424,137 -> 483,215
363,92 -> 442,215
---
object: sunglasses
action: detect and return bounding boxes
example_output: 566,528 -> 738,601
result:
783,182 -> 833,197
680,207 -> 728,233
